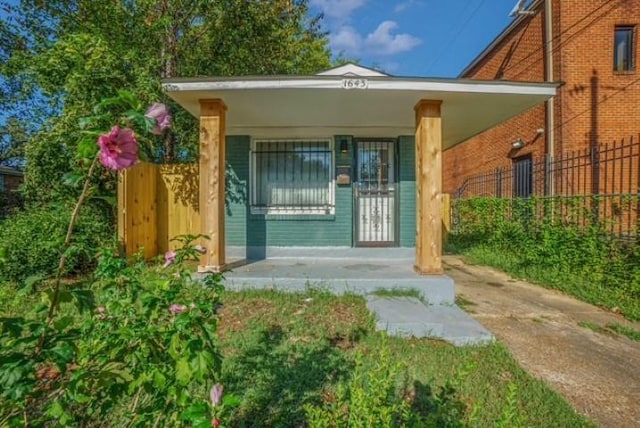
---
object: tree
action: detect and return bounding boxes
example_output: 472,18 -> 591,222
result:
0,0 -> 331,202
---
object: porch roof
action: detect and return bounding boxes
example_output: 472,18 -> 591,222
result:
163,67 -> 557,150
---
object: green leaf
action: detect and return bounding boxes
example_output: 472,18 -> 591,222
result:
22,274 -> 45,291
222,393 -> 242,407
62,172 -> 84,188
0,317 -> 26,337
58,290 -> 73,303
47,400 -> 65,418
117,89 -> 141,110
76,136 -> 99,160
100,362 -> 133,384
70,289 -> 95,313
180,402 -> 207,420
175,358 -> 192,385
89,195 -> 117,207
53,316 -> 75,331
190,351 -> 213,382
50,341 -> 75,366
0,361 -> 27,389
153,370 -> 166,389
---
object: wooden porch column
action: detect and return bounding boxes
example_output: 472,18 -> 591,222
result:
198,99 -> 227,272
414,99 -> 443,275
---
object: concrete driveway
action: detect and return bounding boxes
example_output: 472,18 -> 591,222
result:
444,255 -> 640,428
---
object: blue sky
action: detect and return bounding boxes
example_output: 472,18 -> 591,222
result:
309,0 -> 521,77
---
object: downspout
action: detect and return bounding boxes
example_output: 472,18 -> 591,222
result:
545,0 -> 555,196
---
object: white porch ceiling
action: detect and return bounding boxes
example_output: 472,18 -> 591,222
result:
163,75 -> 557,150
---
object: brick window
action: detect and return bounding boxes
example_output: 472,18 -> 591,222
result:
513,155 -> 533,198
251,139 -> 335,215
614,26 -> 635,72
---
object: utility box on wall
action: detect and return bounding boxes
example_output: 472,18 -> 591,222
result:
336,165 -> 351,185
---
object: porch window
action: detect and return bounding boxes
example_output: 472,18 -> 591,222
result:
614,26 -> 635,72
251,139 -> 334,214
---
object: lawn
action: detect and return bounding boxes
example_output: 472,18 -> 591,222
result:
217,289 -> 593,427
0,279 -> 592,427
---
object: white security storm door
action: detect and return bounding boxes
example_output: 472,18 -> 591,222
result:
355,140 -> 397,246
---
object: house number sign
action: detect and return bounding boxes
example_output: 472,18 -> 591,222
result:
341,78 -> 368,89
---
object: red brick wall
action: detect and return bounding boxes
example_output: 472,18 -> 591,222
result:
444,2 -> 547,195
556,0 -> 640,155
444,0 -> 640,196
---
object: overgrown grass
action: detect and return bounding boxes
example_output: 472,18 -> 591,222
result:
448,197 -> 640,321
579,320 -> 640,341
607,323 -> 640,341
218,289 -> 593,427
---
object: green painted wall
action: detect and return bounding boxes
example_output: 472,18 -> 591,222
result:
225,136 -> 250,246
398,135 -> 416,247
225,135 -> 354,248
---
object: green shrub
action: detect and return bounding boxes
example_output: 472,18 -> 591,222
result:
304,339 -> 467,427
0,240 -> 230,427
0,189 -> 23,219
448,196 -> 640,320
0,201 -> 112,282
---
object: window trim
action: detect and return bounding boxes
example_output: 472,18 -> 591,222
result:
250,138 -> 335,215
614,25 -> 636,73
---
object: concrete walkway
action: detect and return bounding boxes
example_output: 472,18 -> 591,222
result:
221,247 -> 492,345
444,255 -> 640,428
366,295 -> 493,346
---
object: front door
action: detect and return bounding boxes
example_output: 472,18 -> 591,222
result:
355,140 -> 396,246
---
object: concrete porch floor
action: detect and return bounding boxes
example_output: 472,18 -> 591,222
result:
218,247 -> 493,345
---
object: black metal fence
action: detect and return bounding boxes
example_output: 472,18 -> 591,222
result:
453,136 -> 640,237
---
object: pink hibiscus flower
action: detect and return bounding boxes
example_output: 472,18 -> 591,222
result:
145,103 -> 171,135
97,126 -> 138,170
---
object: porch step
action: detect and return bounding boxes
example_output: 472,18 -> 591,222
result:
220,257 -> 455,305
365,296 -> 494,346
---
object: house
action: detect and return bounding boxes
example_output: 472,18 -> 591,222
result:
0,166 -> 23,193
0,166 -> 23,216
119,63 -> 555,273
443,0 -> 640,198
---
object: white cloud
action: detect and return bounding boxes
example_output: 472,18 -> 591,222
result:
330,21 -> 421,57
310,0 -> 367,20
364,21 -> 422,56
394,0 -> 421,13
330,26 -> 363,53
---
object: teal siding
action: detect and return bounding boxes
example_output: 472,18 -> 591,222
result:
225,135 -> 354,248
225,136 -> 250,246
398,136 -> 416,247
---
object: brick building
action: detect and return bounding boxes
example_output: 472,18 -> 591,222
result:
444,0 -> 640,197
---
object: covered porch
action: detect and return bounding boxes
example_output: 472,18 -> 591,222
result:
160,63 -> 556,274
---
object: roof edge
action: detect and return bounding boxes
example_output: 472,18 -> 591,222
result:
162,74 -> 559,88
0,166 -> 24,176
458,0 -> 544,78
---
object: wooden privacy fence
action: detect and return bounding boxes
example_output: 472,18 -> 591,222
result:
118,162 -> 200,258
